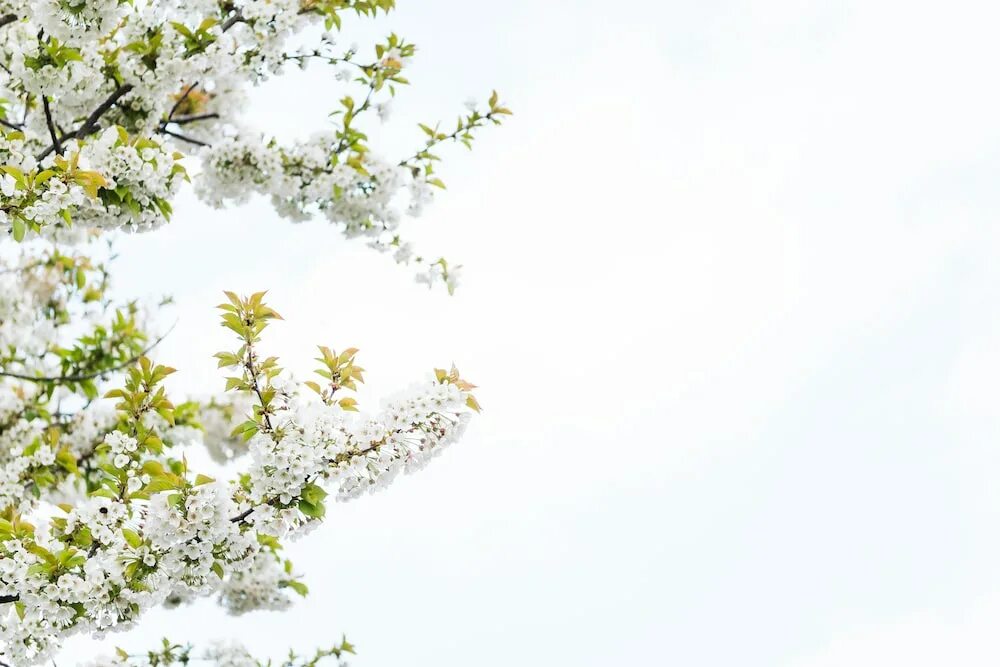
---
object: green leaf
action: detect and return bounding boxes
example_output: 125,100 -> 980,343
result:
122,528 -> 143,549
284,579 -> 309,597
298,497 -> 326,519
11,216 -> 25,242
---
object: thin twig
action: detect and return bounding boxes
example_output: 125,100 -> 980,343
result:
398,111 -> 501,168
79,85 -> 133,137
41,96 -> 62,155
221,10 -> 245,32
168,82 -> 199,121
0,322 -> 176,384
159,127 -> 209,147
168,112 -> 219,125
230,508 -> 254,523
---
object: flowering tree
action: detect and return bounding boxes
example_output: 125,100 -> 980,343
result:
0,1 -> 507,665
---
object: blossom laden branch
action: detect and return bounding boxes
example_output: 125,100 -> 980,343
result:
0,323 -> 176,385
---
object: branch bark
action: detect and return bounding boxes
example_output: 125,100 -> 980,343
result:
168,113 -> 219,125
221,10 -> 245,32
36,84 -> 134,161
167,82 -> 199,121
41,96 -> 62,155
159,127 -> 210,147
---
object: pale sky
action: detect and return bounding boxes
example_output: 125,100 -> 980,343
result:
59,1 -> 1000,665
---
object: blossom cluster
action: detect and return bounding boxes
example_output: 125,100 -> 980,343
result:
242,377 -> 473,536
0,126 -> 184,239
0,372 -> 476,664
197,130 -> 459,286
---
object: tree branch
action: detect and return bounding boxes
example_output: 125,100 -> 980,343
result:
36,84 -> 134,161
77,84 -> 134,137
159,127 -> 210,147
0,594 -> 17,604
168,112 -> 219,126
221,10 -> 245,32
0,14 -> 16,29
230,508 -> 254,523
0,322 -> 175,384
167,82 -> 199,121
41,96 -> 62,155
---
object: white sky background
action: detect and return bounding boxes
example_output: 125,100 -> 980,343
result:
55,0 -> 1000,665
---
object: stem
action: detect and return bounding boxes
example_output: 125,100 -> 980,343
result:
244,339 -> 273,433
398,111 -> 499,168
41,96 -> 62,155
221,10 -> 244,32
0,322 -> 175,384
159,127 -> 209,147
36,84 -> 134,161
167,82 -> 198,121
169,113 -> 219,125
230,508 -> 254,523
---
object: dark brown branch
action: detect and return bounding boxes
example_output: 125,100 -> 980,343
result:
0,322 -> 175,384
0,14 -> 16,29
41,96 -> 61,155
168,112 -> 219,126
36,84 -> 134,161
77,84 -> 133,137
0,594 -> 17,604
159,127 -> 209,147
221,11 -> 245,32
167,82 -> 199,121
230,508 -> 254,523
0,117 -> 21,131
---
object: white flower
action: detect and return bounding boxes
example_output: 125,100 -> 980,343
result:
0,174 -> 16,197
